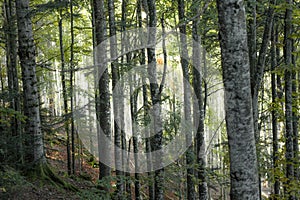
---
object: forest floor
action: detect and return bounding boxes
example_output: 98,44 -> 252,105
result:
0,133 -> 103,200
0,132 -> 183,200
0,131 -> 268,200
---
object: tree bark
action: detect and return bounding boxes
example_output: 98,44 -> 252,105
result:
247,0 -> 256,89
284,1 -> 294,199
291,40 -> 299,184
271,20 -> 280,198
58,3 -> 71,176
137,0 -> 154,198
93,0 -> 111,181
16,0 -> 45,164
251,0 -> 276,141
69,0 -> 76,175
191,0 -> 208,199
216,0 -> 260,199
130,77 -> 141,200
147,0 -> 164,198
177,0 -> 195,199
4,0 -> 22,162
107,0 -> 125,197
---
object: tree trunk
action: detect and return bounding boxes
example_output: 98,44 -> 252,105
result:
247,0 -> 256,90
291,40 -> 299,184
284,1 -> 294,199
58,3 -> 71,176
69,0 -> 76,175
191,0 -> 208,199
137,0 -> 154,198
271,20 -> 280,198
4,0 -> 22,162
177,0 -> 195,199
248,1 -> 275,198
93,0 -> 111,181
216,0 -> 260,199
129,76 -> 141,200
147,0 -> 164,198
107,0 -> 124,197
248,5 -> 276,197
16,0 -> 45,164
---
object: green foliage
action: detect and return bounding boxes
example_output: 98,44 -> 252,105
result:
78,187 -> 107,200
0,166 -> 31,199
0,107 -> 26,126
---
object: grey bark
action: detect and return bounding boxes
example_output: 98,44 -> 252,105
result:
247,0 -> 256,86
284,1 -> 294,199
58,3 -> 71,176
251,0 -> 276,142
137,0 -> 154,198
248,1 -> 275,198
130,77 -> 141,200
120,0 -> 132,196
292,41 -> 299,183
271,21 -> 280,198
107,0 -> 124,197
191,0 -> 208,199
216,0 -> 260,199
4,0 -> 22,162
147,0 -> 164,198
93,0 -> 111,181
177,0 -> 195,199
69,0 -> 76,175
16,0 -> 45,164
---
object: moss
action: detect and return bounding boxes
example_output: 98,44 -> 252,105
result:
30,162 -> 78,192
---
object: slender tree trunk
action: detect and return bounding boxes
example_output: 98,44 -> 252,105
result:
249,1 -> 275,198
120,0 -> 130,196
107,0 -> 124,197
137,0 -> 154,198
129,76 -> 141,200
147,0 -> 164,198
93,0 -> 111,181
143,81 -> 154,200
191,1 -> 208,199
271,20 -> 280,198
177,0 -> 195,199
251,0 -> 276,141
4,0 -> 22,162
58,4 -> 71,176
291,41 -> 299,184
69,0 -> 76,175
275,25 -> 284,104
284,1 -> 294,199
125,48 -> 134,199
203,47 -> 208,119
216,0 -> 260,199
4,0 -> 18,133
16,0 -> 45,164
247,0 -> 256,89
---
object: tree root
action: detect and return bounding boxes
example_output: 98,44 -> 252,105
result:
31,162 -> 78,192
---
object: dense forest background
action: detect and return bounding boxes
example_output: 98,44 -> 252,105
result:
0,0 -> 300,199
